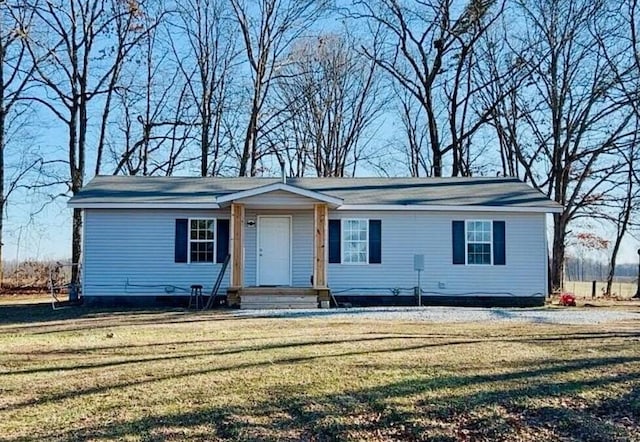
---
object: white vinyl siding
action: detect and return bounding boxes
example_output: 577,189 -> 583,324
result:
327,211 -> 547,298
83,207 -> 548,300
83,209 -> 230,297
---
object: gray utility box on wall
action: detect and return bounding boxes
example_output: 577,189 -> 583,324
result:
414,254 -> 424,271
414,254 -> 424,305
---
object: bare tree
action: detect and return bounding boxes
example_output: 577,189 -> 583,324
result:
170,0 -> 238,177
487,0 -> 637,292
24,0 -> 151,282
353,0 -> 507,176
604,143 -> 638,295
0,1 -> 39,286
93,1 -> 165,176
110,19 -> 195,177
474,25 -> 536,179
601,0 -> 640,295
230,0 -> 327,176
110,78 -> 195,176
271,33 -> 384,177
395,87 -> 432,177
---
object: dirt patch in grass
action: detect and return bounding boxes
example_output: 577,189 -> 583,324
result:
0,300 -> 639,441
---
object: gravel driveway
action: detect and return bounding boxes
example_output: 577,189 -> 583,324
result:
233,306 -> 640,325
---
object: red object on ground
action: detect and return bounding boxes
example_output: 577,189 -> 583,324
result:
559,293 -> 577,306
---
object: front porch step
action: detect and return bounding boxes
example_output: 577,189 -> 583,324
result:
241,287 -> 317,296
227,286 -> 330,309
240,294 -> 318,309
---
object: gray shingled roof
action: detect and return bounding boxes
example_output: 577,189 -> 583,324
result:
68,175 -> 561,210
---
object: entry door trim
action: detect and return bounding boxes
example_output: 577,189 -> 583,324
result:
256,215 -> 293,286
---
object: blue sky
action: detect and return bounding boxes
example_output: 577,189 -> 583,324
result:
2,0 -> 639,268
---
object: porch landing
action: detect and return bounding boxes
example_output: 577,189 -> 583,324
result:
227,287 -> 330,309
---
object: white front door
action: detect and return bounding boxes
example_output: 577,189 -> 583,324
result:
258,216 -> 291,286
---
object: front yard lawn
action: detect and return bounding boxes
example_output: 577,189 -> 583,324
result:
0,301 -> 639,441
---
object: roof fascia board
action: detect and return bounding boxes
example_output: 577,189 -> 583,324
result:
67,202 -> 221,209
216,182 -> 343,206
336,204 -> 563,213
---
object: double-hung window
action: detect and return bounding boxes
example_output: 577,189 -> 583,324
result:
452,219 -> 505,266
328,219 -> 381,264
175,218 -> 229,264
466,220 -> 492,265
189,218 -> 215,263
342,219 -> 368,264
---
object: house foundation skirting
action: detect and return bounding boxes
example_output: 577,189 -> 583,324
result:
81,295 -> 192,308
332,294 -> 545,308
82,293 -> 544,308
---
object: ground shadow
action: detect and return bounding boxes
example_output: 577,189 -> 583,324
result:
10,354 -> 637,442
3,305 -> 640,441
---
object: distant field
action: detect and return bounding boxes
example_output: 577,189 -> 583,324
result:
563,280 -> 637,298
0,300 -> 639,441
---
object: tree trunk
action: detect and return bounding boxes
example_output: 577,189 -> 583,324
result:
0,104 -> 4,289
239,99 -> 259,177
201,116 -> 209,177
238,122 -> 253,177
606,160 -> 634,295
426,93 -> 441,177
71,207 -> 82,284
551,212 -> 567,293
604,247 -> 617,296
69,106 -> 83,284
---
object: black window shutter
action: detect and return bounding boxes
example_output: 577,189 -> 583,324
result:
452,220 -> 465,265
216,219 -> 230,264
328,220 -> 341,263
369,220 -> 382,264
175,219 -> 188,263
493,221 -> 506,265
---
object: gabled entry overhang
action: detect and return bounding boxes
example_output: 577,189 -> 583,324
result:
216,182 -> 343,209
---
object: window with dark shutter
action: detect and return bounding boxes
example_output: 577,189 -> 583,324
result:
369,220 -> 381,264
452,220 -> 465,265
342,219 -> 368,264
493,221 -> 506,265
189,219 -> 215,263
328,219 -> 341,263
216,219 -> 230,263
452,220 -> 506,266
175,219 -> 188,263
466,220 -> 492,265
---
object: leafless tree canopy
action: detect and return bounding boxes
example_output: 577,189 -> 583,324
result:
353,0 -> 508,177
1,0 -> 638,290
231,0 -> 329,176
271,33 -> 385,177
485,0 -> 638,291
170,0 -> 238,177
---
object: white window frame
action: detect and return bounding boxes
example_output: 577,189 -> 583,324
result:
341,218 -> 369,265
465,220 -> 493,266
188,217 -> 216,264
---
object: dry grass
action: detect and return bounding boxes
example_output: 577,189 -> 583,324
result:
1,261 -> 61,292
0,300 -> 639,441
564,281 -> 638,299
